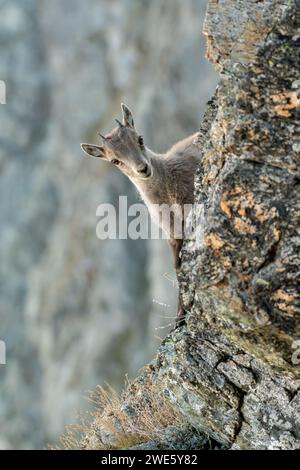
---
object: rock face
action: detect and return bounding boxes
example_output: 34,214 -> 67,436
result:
158,0 -> 300,450
0,0 -> 217,450
118,0 -> 300,451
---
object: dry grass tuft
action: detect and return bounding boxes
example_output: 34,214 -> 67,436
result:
55,375 -> 186,450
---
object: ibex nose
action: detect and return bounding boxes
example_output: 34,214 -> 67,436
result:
137,163 -> 150,177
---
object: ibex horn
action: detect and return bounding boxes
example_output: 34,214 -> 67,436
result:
98,133 -> 107,142
115,119 -> 123,128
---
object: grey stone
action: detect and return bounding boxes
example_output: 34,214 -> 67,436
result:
117,0 -> 300,451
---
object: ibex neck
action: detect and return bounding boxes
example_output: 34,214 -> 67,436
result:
130,149 -> 168,205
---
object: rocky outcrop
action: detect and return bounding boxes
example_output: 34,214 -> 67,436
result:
0,0 -> 217,449
161,0 -> 300,450
113,0 -> 300,450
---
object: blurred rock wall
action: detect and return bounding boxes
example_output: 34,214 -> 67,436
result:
0,0 -> 217,449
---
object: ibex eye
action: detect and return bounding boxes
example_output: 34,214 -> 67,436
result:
138,136 -> 144,147
111,159 -> 120,165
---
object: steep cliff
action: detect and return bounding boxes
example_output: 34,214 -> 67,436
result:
0,0 -> 217,450
77,0 -> 300,450
164,0 -> 300,449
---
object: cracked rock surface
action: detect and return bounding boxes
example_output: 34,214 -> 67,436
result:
0,0 -> 217,449
121,0 -> 300,450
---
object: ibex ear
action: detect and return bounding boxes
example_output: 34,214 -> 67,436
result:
121,103 -> 135,129
81,143 -> 106,159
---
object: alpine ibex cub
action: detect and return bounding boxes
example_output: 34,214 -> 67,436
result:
81,104 -> 201,322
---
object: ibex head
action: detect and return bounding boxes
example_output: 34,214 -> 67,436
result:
81,103 -> 153,180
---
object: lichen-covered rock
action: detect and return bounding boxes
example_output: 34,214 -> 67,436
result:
0,0 -> 217,449
119,0 -> 300,450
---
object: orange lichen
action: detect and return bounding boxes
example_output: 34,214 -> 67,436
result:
274,108 -> 291,118
276,303 -> 296,315
221,190 -> 256,220
205,233 -> 225,250
272,91 -> 300,118
273,226 -> 281,242
254,205 -> 270,223
272,289 -> 295,303
220,199 -> 232,219
238,204 -> 247,218
233,217 -> 256,234
230,186 -> 243,196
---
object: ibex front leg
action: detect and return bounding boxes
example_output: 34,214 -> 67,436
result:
168,238 -> 186,328
168,238 -> 182,270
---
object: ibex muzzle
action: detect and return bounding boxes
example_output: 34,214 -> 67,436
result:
81,103 -> 153,181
